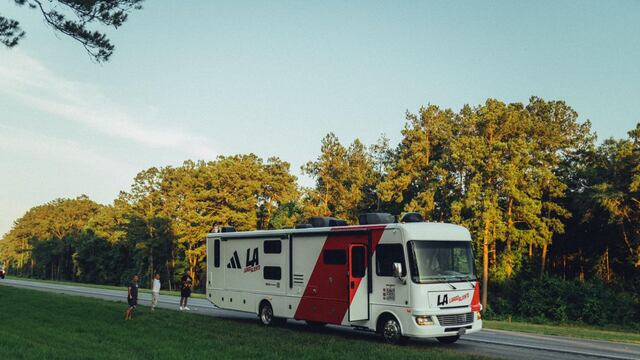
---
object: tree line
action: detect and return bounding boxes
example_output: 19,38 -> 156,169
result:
1,97 -> 639,316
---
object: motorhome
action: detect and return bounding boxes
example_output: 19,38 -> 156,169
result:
205,213 -> 482,344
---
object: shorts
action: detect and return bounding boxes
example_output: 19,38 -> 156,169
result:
181,289 -> 191,298
128,298 -> 137,307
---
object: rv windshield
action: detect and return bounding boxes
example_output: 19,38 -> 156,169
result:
407,241 -> 475,284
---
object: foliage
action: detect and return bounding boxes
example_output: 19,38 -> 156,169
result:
301,133 -> 379,222
1,0 -> 143,62
0,155 -> 299,290
487,274 -> 640,331
483,320 -> 640,344
1,97 -> 638,322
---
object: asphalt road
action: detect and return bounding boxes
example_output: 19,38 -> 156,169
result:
2,278 -> 639,360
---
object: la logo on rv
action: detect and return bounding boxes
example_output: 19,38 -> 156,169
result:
227,247 -> 260,273
437,292 -> 469,306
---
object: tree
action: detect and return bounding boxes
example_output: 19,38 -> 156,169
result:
380,98 -> 592,310
1,0 -> 143,62
0,195 -> 101,280
115,155 -> 300,290
258,157 -> 300,229
590,129 -> 640,269
378,105 -> 458,221
302,133 -> 378,223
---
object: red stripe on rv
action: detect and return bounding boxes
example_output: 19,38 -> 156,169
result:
294,225 -> 386,324
471,281 -> 482,312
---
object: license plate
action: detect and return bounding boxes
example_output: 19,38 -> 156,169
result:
458,328 -> 467,336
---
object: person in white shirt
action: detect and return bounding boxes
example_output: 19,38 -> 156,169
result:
151,273 -> 161,311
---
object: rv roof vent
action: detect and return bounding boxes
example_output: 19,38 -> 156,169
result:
295,223 -> 313,229
329,218 -> 347,226
400,212 -> 424,223
359,213 -> 395,225
220,226 -> 236,233
308,217 -> 347,228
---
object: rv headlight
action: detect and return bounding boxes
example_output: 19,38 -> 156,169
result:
414,315 -> 434,326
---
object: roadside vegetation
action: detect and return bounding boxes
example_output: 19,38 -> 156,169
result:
7,275 -> 640,346
484,269 -> 640,333
1,97 -> 638,332
484,320 -> 640,345
0,285 -> 488,360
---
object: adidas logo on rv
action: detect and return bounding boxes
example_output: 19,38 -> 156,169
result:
226,251 -> 242,269
227,247 -> 260,273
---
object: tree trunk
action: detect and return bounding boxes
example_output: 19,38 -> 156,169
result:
620,224 -> 639,267
149,253 -> 154,288
491,221 -> 497,270
540,243 -> 548,277
166,262 -> 172,291
491,241 -> 497,270
605,247 -> 611,282
482,219 -> 490,312
562,255 -> 566,281
506,198 -> 513,252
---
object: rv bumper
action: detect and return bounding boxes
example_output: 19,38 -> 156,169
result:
403,312 -> 482,338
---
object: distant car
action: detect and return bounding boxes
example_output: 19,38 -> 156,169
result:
0,266 -> 5,279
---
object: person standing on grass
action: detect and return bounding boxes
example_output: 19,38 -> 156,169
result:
179,270 -> 193,311
151,273 -> 161,311
125,274 -> 139,320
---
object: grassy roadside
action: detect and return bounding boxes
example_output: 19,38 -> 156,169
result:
6,276 -> 638,346
483,320 -> 640,344
5,275 -> 206,299
0,284 -> 488,360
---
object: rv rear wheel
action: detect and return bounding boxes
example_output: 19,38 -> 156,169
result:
258,302 -> 274,326
436,335 -> 460,344
380,316 -> 406,345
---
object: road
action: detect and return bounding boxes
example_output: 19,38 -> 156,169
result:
1,278 -> 639,360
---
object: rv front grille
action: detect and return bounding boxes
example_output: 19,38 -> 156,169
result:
436,312 -> 474,327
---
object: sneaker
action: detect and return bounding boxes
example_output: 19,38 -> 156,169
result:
184,307 -> 191,311
179,306 -> 184,311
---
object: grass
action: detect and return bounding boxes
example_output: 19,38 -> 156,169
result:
484,319 -> 640,344
6,275 -> 206,299
0,284 -> 489,360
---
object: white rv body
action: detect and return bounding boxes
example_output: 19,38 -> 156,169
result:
206,222 -> 482,340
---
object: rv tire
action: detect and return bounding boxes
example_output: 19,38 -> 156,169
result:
378,315 -> 406,345
258,301 -> 274,326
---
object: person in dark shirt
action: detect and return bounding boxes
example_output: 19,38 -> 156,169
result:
125,274 -> 139,320
179,270 -> 193,311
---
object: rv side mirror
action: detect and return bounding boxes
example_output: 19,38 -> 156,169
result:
392,262 -> 403,279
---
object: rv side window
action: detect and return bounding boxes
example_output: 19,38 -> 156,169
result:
264,266 -> 281,280
376,244 -> 406,276
323,249 -> 347,265
264,240 -> 282,254
351,246 -> 366,278
214,239 -> 220,268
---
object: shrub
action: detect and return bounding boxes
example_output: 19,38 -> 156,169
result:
487,275 -> 640,331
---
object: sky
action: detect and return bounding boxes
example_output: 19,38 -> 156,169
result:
1,1 -> 639,236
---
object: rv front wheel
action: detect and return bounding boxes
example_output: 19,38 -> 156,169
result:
380,316 -> 406,345
436,335 -> 460,344
259,302 -> 274,326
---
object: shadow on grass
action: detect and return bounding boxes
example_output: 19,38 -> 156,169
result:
216,312 -> 444,350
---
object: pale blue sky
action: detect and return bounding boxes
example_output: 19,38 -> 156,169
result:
1,1 -> 639,236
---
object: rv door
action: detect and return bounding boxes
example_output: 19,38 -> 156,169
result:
348,244 -> 368,321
